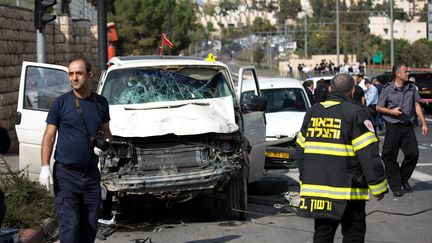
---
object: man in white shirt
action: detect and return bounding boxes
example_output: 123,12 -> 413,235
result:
355,73 -> 367,91
364,79 -> 379,129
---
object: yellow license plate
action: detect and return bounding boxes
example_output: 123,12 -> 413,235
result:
265,151 -> 290,159
419,90 -> 432,94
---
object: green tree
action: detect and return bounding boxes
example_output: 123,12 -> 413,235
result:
218,0 -> 238,15
374,1 -> 410,21
202,2 -> 216,16
277,0 -> 302,21
419,4 -> 428,22
108,0 -> 198,55
405,39 -> 432,68
253,46 -> 265,67
252,17 -> 276,32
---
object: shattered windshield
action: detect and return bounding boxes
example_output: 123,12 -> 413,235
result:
101,68 -> 234,105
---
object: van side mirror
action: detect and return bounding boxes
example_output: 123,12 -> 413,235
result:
241,94 -> 267,113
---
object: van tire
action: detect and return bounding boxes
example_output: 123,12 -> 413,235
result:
225,165 -> 248,220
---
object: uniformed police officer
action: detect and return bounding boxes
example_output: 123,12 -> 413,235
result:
376,62 -> 428,197
296,73 -> 388,242
39,57 -> 112,243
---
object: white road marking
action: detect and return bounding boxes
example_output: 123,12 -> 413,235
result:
286,168 -> 432,183
411,170 -> 432,182
417,163 -> 432,167
425,118 -> 432,122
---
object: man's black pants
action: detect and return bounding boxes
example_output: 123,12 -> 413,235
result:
313,201 -> 366,243
382,122 -> 419,192
53,162 -> 101,243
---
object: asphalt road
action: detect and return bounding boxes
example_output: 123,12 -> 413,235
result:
2,117 -> 431,243
93,116 -> 432,243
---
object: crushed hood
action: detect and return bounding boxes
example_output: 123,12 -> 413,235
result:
265,111 -> 306,140
109,96 -> 238,137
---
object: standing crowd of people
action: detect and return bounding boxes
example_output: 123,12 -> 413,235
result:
297,62 -> 428,242
291,60 -> 367,80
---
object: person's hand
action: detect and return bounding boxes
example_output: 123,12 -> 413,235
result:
422,124 -> 428,136
94,147 -> 108,156
374,193 -> 385,201
39,165 -> 53,190
392,107 -> 403,116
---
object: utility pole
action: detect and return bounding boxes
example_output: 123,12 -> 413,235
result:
336,0 -> 340,67
390,0 -> 394,68
269,29 -> 272,75
169,0 -> 172,55
97,0 -> 107,72
304,12 -> 308,58
35,0 -> 57,63
36,28 -> 46,63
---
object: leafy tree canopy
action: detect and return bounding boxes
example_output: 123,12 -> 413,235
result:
108,0 -> 198,55
277,0 -> 302,21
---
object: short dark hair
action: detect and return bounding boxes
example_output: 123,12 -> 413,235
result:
69,56 -> 92,74
364,79 -> 372,85
392,62 -> 408,77
303,80 -> 313,87
331,73 -> 354,95
356,72 -> 364,78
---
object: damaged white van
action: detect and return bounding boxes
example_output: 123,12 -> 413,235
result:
16,56 -> 267,219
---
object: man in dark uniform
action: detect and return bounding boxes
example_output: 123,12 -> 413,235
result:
313,79 -> 328,104
39,57 -> 113,243
296,73 -> 388,242
376,62 -> 428,197
353,74 -> 365,106
303,80 -> 314,105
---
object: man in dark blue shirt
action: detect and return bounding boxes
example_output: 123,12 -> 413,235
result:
39,57 -> 112,243
376,62 -> 428,197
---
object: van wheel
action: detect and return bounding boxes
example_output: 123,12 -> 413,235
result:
225,166 -> 248,220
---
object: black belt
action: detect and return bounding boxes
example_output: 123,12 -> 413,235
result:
397,121 -> 412,126
56,162 -> 98,173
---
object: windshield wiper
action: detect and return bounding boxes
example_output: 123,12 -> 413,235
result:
124,101 -> 210,110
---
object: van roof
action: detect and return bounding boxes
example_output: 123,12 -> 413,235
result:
107,55 -> 228,70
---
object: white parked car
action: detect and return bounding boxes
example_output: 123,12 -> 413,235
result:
16,56 -> 267,219
241,78 -> 311,169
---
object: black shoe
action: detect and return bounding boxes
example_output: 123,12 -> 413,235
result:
402,181 -> 412,191
393,191 -> 403,197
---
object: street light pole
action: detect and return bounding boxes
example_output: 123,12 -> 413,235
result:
336,0 -> 340,67
304,12 -> 308,58
390,0 -> 394,68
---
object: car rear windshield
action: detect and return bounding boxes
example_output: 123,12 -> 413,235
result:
101,68 -> 234,105
411,73 -> 432,89
243,88 -> 308,113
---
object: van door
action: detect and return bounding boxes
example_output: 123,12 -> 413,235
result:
15,62 -> 69,180
236,66 -> 266,182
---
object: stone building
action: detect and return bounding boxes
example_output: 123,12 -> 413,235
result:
0,1 -> 99,152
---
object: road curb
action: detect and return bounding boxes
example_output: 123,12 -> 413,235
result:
20,219 -> 56,243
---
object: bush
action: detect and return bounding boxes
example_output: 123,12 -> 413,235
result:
0,158 -> 56,229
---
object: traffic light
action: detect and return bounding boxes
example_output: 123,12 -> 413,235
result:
34,0 -> 57,30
